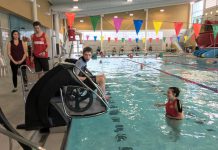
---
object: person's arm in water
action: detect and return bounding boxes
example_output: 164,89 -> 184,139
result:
154,103 -> 165,107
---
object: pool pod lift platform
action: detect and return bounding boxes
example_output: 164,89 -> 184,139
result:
17,59 -> 109,131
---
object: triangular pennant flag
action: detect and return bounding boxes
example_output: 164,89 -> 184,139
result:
142,38 -> 146,43
193,23 -> 202,38
122,38 -> 125,43
156,38 -> 159,43
212,25 -> 218,39
163,37 -> 166,42
134,20 -> 143,35
184,35 -> 188,42
170,37 -> 173,43
101,36 -> 104,41
174,22 -> 183,36
65,13 -> 75,29
113,18 -> 123,33
136,38 -> 139,43
90,16 -> 100,32
115,37 -> 118,42
149,38 -> 152,43
94,36 -> 97,41
108,37 -> 111,42
86,35 -> 89,41
128,38 -> 132,42
177,36 -> 180,42
153,21 -> 162,36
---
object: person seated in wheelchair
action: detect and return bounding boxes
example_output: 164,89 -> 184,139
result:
74,47 -> 110,100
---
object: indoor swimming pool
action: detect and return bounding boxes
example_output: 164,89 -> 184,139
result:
66,56 -> 218,150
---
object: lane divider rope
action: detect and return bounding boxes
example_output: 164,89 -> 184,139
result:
126,59 -> 218,93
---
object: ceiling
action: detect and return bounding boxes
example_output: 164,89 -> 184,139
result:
50,0 -> 193,18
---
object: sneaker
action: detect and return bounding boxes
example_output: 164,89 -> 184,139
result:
12,88 -> 17,93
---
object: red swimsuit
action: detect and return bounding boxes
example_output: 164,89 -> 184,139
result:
165,100 -> 179,117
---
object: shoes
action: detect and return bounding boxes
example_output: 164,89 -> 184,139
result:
12,88 -> 17,93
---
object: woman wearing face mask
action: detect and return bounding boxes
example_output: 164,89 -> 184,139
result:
7,30 -> 27,92
155,87 -> 184,120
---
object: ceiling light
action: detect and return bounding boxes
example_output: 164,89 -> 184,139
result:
210,11 -> 213,14
80,20 -> 84,23
73,5 -> 78,9
114,16 -> 118,18
127,0 -> 133,2
160,9 -> 165,12
129,13 -> 134,16
37,4 -> 40,8
73,0 -> 79,1
216,10 -> 218,13
205,13 -> 208,16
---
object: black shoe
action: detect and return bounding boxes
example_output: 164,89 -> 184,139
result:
12,88 -> 17,93
16,124 -> 26,129
39,128 -> 50,133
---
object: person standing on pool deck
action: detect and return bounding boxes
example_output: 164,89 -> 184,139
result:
7,30 -> 28,92
75,47 -> 110,100
155,87 -> 184,120
31,21 -> 50,78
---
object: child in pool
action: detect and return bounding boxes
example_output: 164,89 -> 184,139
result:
155,87 -> 184,120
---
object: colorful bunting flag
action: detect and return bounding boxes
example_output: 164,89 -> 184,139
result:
101,36 -> 104,41
193,23 -> 202,38
177,36 -> 180,42
156,38 -> 159,43
90,16 -> 100,32
174,22 -> 183,36
212,25 -> 218,39
128,38 -> 132,42
163,37 -> 166,42
184,35 -> 188,42
108,37 -> 111,42
170,37 -> 173,43
122,38 -> 125,43
134,20 -> 143,35
113,18 -> 123,33
142,38 -> 146,43
136,38 -> 139,43
86,35 -> 89,41
153,21 -> 163,36
115,37 -> 118,42
149,38 -> 152,43
65,13 -> 75,29
94,36 -> 97,41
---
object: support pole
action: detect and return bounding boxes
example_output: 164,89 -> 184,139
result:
54,13 -> 60,55
144,9 -> 149,51
32,0 -> 38,21
100,14 -> 104,54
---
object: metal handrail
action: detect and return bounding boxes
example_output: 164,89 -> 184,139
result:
19,65 -> 36,102
57,62 -> 109,116
0,127 -> 46,150
63,62 -> 109,108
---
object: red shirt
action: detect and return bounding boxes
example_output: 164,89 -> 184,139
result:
32,32 -> 48,58
165,99 -> 179,117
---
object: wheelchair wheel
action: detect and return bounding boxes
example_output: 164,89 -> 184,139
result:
63,86 -> 93,112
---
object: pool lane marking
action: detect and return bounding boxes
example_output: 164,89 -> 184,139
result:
126,59 -> 218,93
165,60 -> 218,71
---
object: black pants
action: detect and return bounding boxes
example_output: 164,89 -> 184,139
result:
10,61 -> 27,88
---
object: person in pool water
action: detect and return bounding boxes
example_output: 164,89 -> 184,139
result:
155,87 -> 184,120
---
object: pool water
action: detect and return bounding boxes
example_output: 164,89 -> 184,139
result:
66,56 -> 218,150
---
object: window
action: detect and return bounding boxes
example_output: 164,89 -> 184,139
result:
205,0 -> 218,9
192,0 -> 204,23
